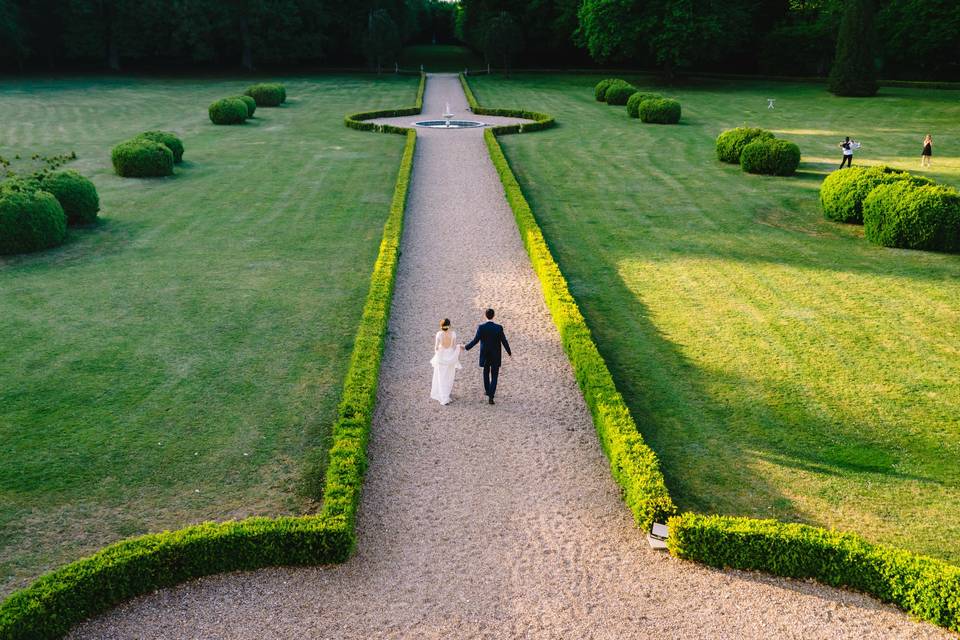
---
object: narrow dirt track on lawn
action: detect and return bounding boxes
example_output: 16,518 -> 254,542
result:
69,74 -> 951,640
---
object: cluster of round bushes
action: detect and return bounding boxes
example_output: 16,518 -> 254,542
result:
245,83 -> 287,107
0,170 -> 100,255
209,97 -> 251,125
594,79 -> 681,124
716,127 -> 800,176
820,165 -> 960,252
111,130 -> 184,177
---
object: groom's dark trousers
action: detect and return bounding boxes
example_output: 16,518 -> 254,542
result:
465,320 -> 511,400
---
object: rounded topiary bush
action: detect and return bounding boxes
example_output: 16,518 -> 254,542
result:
277,84 -> 287,103
209,98 -> 249,125
0,183 -> 67,255
740,138 -> 801,176
716,127 -> 774,164
819,166 -> 932,224
136,131 -> 184,163
237,95 -> 257,118
863,181 -> 960,252
111,139 -> 174,178
40,170 -> 99,225
594,79 -> 617,102
626,92 -> 662,118
604,81 -> 637,106
244,83 -> 284,107
639,98 -> 682,124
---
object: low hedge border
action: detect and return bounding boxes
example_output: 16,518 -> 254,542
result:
668,513 -> 960,632
471,75 -> 960,634
459,73 -> 554,135
0,111 -> 419,640
344,73 -> 426,134
479,117 -> 674,528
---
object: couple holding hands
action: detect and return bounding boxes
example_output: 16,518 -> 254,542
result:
430,308 -> 511,406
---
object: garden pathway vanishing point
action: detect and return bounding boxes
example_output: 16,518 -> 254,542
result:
70,75 -> 951,639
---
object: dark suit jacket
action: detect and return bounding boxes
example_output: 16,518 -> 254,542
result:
464,321 -> 511,367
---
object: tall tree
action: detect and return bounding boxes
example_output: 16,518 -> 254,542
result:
577,0 -> 754,79
828,0 -> 878,96
363,8 -> 401,73
481,10 -> 523,74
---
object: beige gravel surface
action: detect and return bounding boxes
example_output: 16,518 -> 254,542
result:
69,75 -> 954,639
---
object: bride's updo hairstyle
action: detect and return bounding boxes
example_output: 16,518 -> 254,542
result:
440,318 -> 451,331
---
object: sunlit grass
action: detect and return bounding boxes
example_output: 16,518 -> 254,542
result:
472,73 -> 960,562
0,74 -> 417,596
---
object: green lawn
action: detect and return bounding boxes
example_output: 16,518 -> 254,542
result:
471,74 -> 960,563
399,45 -> 485,72
0,74 -> 417,597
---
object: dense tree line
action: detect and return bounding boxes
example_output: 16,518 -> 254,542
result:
1,0 -> 958,79
0,0 -> 449,71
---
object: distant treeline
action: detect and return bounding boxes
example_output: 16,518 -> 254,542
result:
1,0 -> 958,80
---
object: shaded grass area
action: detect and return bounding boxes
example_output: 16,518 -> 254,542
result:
0,74 -> 418,597
399,45 -> 484,72
470,73 -> 960,563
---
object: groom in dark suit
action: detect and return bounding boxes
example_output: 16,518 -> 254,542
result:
463,308 -> 511,405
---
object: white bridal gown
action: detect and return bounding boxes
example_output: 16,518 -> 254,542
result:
430,330 -> 462,405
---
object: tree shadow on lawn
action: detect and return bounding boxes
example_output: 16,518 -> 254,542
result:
561,239 -> 949,534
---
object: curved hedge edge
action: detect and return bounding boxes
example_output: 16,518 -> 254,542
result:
344,72 -> 425,134
460,73 -> 555,135
0,134 -> 418,640
667,513 -> 960,632
483,129 -> 675,530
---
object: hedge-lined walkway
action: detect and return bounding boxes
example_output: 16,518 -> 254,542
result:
69,75 -> 949,639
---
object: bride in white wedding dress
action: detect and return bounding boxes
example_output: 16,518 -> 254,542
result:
430,318 -> 462,405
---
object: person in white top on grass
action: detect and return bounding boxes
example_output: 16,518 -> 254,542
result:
839,136 -> 861,169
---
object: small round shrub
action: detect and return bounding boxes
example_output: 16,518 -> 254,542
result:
237,95 -> 257,118
716,127 -> 774,164
209,98 -> 249,125
639,98 -> 682,124
41,170 -> 99,225
244,83 -> 284,107
111,139 -> 174,178
604,81 -> 637,106
819,165 -> 933,224
594,79 -> 617,102
740,138 -> 801,176
863,181 -> 960,252
626,92 -> 662,118
136,131 -> 184,163
0,183 -> 67,255
277,84 -> 287,103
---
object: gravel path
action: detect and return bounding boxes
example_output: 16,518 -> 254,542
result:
69,75 -> 952,639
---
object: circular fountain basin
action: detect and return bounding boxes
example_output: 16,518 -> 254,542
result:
413,120 -> 486,129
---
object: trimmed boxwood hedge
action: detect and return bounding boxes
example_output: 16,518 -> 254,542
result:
483,129 -> 675,530
0,181 -> 67,255
740,138 -> 801,176
237,95 -> 257,118
209,97 -> 249,125
594,78 -> 619,102
863,181 -> 960,252
716,127 -> 774,164
459,73 -> 554,135
244,83 -> 285,107
604,81 -> 638,106
820,165 -> 931,224
135,131 -> 184,164
668,513 -> 960,633
111,139 -> 174,178
40,170 -> 99,225
638,98 -> 681,124
0,119 -> 418,640
345,73 -> 426,134
626,92 -> 661,118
